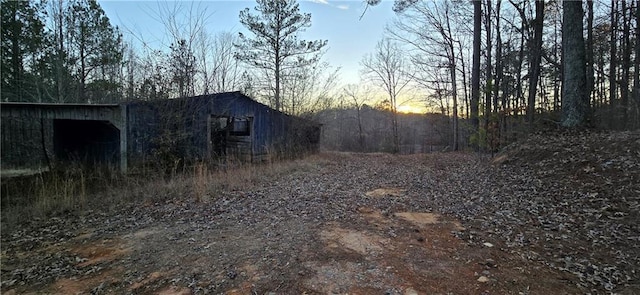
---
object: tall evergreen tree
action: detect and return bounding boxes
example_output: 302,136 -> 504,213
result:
236,0 -> 327,111
66,0 -> 122,102
1,0 -> 46,102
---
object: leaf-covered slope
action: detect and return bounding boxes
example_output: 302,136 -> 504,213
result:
464,130 -> 640,292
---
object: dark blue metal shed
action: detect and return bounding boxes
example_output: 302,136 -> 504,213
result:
124,91 -> 320,169
1,92 -> 320,174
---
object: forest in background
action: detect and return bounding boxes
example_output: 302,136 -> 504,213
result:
2,0 -> 639,153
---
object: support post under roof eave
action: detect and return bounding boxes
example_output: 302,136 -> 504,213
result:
120,104 -> 128,173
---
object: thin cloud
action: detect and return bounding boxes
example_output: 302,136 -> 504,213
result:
307,0 -> 349,10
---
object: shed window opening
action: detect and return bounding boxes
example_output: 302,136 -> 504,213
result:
212,117 -> 228,131
230,118 -> 251,136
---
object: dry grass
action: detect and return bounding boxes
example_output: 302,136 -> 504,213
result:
185,156 -> 321,202
1,167 -> 88,228
34,169 -> 86,213
1,155 -> 325,230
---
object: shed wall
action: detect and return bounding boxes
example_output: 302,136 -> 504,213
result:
125,92 -> 320,168
1,104 -> 124,173
1,93 -> 320,174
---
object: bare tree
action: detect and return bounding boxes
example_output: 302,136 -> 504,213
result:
169,39 -> 195,97
343,84 -> 374,151
620,0 -> 631,128
634,0 -> 640,127
526,0 -> 544,126
282,60 -> 340,116
195,29 -> 212,95
210,32 -> 243,93
193,31 -> 244,95
151,1 -> 210,97
388,1 -> 465,150
484,0 -> 493,136
361,38 -> 412,153
610,0 -> 618,119
493,0 -> 503,115
586,0 -> 594,103
471,0 -> 481,149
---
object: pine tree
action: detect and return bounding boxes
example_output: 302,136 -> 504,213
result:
0,0 -> 46,102
236,0 -> 327,111
66,0 -> 122,102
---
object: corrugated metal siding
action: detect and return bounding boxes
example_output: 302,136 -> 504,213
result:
0,92 -> 320,173
0,104 -> 123,171
125,92 -> 320,167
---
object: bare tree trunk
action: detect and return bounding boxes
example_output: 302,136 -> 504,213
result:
357,107 -> 364,151
452,68 -> 459,151
471,0 -> 481,150
561,0 -> 589,127
56,0 -> 65,102
527,0 -> 544,127
199,32 -> 210,95
610,0 -> 618,117
79,30 -> 86,102
275,52 -> 281,111
274,7 -> 283,112
516,27 -> 525,117
493,0 -> 502,115
598,51 -> 606,107
635,0 -> 640,129
484,0 -> 493,140
447,17 -> 459,151
392,97 -> 400,153
457,41 -> 469,120
494,0 -> 505,147
126,47 -> 135,100
586,0 -> 595,105
554,19 -> 561,111
621,0 -> 631,129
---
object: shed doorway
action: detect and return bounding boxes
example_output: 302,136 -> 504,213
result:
209,115 -> 253,162
53,119 -> 120,167
210,116 -> 229,159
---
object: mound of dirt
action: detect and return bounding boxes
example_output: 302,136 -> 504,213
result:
494,130 -> 639,182
471,130 -> 640,292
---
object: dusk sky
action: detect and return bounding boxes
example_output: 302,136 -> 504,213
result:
99,0 -> 399,86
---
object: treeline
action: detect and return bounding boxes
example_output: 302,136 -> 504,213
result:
316,105 -> 459,153
2,0 -> 123,103
1,0 -> 259,104
363,0 -> 639,151
1,0 -> 338,111
2,0 -> 639,152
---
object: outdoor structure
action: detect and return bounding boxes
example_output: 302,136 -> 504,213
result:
1,92 -> 320,175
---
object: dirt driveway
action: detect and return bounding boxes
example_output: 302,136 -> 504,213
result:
2,144 -> 637,294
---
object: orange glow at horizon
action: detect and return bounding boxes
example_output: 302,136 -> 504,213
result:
397,104 -> 427,114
